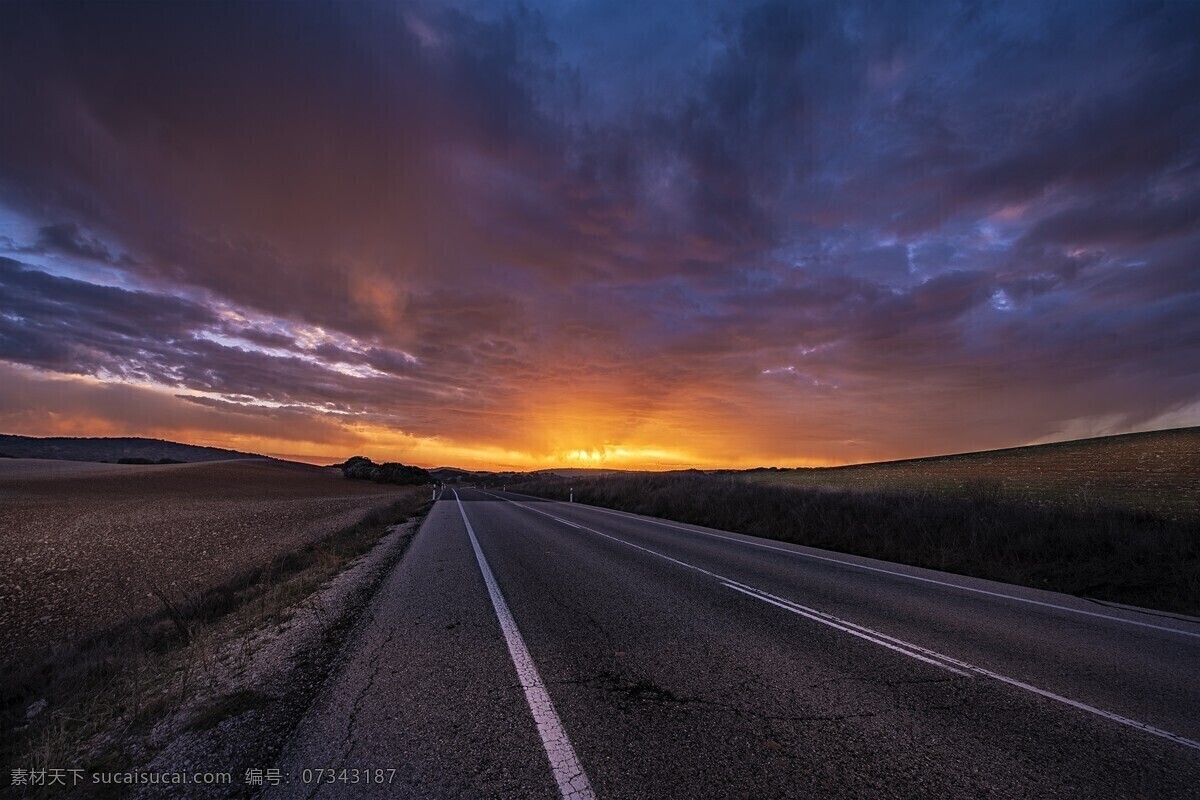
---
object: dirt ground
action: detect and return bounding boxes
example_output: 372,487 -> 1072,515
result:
0,458 -> 419,662
747,427 -> 1200,519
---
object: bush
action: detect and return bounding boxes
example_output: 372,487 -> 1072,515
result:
341,455 -> 432,485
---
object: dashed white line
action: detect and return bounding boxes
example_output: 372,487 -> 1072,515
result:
453,491 -> 596,800
721,582 -> 969,676
485,491 -> 1200,753
499,491 -> 1200,640
496,495 -> 965,677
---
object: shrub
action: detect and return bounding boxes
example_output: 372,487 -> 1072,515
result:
340,455 -> 432,485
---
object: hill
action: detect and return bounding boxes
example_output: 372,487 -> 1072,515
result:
0,434 -> 272,464
747,426 -> 1200,519
429,466 -> 482,481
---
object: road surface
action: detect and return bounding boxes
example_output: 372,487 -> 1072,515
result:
269,488 -> 1200,798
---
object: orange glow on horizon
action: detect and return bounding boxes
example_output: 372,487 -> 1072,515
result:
0,368 -> 848,471
14,417 -> 841,471
9,406 -> 843,472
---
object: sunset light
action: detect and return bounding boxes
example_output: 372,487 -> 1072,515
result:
3,4 -> 1198,796
0,0 -> 1196,470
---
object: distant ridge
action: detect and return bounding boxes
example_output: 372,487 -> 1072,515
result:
0,434 -> 273,464
429,467 -> 478,480
530,467 -> 631,477
796,425 -> 1200,472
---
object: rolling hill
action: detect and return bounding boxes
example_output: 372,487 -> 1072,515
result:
0,434 -> 273,464
746,426 -> 1200,518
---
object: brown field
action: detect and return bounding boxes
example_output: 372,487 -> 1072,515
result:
745,427 -> 1200,519
0,458 -> 420,662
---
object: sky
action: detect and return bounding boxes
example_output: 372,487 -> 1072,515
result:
0,0 -> 1198,470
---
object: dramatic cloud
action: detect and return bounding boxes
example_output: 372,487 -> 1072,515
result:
0,0 -> 1197,468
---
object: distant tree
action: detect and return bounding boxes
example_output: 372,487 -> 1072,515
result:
342,456 -> 376,480
340,456 -> 432,485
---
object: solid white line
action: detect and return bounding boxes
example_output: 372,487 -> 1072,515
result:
499,492 -> 1200,640
453,492 -> 596,800
487,492 -> 1200,753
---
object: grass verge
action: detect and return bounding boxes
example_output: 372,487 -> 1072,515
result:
507,474 -> 1200,616
1,491 -> 430,797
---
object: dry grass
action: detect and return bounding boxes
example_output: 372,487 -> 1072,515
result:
509,472 -> 1200,616
1,491 -> 429,795
743,427 -> 1200,520
0,458 -> 417,661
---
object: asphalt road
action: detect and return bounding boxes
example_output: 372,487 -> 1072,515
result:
270,488 -> 1200,799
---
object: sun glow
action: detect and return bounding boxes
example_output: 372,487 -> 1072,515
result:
0,366 -> 843,471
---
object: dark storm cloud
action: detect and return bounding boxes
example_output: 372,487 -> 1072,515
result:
0,257 -> 487,436
26,222 -> 131,265
0,0 -> 1197,464
0,257 -> 215,351
1020,190 -> 1200,249
233,327 -> 300,352
0,0 -> 563,336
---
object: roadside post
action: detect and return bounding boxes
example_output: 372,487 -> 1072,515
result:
570,487 -> 574,503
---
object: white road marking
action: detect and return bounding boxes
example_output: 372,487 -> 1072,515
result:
721,582 -> 969,675
485,491 -> 1200,753
453,492 -> 596,800
722,584 -> 1200,751
498,495 -> 966,678
498,491 -> 1200,640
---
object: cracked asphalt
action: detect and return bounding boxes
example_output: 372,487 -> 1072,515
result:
268,489 -> 1200,799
